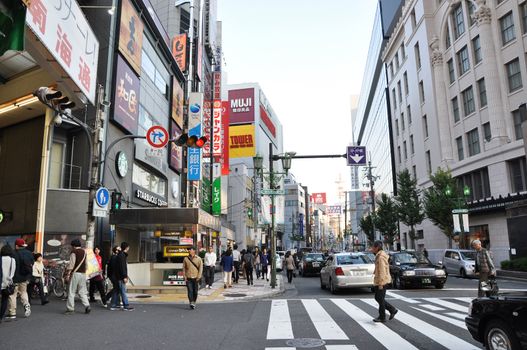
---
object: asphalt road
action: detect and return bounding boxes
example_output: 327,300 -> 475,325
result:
0,273 -> 526,350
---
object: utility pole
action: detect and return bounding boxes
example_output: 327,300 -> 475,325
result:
364,160 -> 379,241
269,143 -> 277,289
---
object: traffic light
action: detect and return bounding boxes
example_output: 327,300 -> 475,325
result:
33,87 -> 75,112
174,133 -> 207,148
247,207 -> 253,219
111,192 -> 122,211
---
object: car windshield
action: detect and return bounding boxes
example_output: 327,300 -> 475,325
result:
461,251 -> 476,260
394,252 -> 430,264
337,255 -> 370,265
305,254 -> 325,262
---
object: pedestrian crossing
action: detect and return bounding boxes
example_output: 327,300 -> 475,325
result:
265,297 -> 482,350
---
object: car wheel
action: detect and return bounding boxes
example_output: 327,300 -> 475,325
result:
329,278 -> 337,294
485,319 -> 520,350
460,268 -> 467,279
320,276 -> 326,289
395,275 -> 404,290
435,283 -> 444,289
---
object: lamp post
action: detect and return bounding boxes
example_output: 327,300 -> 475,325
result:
445,184 -> 471,249
253,143 -> 294,289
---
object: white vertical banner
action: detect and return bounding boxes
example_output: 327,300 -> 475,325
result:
453,214 -> 461,233
462,213 -> 469,233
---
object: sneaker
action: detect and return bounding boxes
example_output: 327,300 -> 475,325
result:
64,310 -> 74,315
123,306 -> 135,311
110,306 -> 120,311
373,317 -> 386,323
41,300 -> 49,306
389,309 -> 398,320
224,283 -> 227,288
24,304 -> 31,317
5,314 -> 16,320
190,303 -> 195,310
205,284 -> 209,289
85,306 -> 91,314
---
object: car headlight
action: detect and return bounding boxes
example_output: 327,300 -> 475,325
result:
435,269 -> 446,276
402,270 -> 415,276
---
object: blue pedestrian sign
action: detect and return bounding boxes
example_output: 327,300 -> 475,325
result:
95,187 -> 110,207
347,146 -> 366,166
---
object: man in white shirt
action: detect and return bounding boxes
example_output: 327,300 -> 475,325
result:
204,246 -> 217,289
232,244 -> 241,283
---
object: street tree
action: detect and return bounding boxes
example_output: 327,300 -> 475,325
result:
396,169 -> 425,250
423,168 -> 463,248
360,214 -> 375,245
373,193 -> 399,249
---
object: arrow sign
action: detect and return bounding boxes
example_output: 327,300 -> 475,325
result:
347,146 -> 366,166
146,126 -> 169,148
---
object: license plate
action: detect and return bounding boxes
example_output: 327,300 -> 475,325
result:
312,263 -> 320,267
422,278 -> 431,284
352,270 -> 366,276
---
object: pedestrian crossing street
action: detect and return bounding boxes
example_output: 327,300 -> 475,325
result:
264,296 -> 482,350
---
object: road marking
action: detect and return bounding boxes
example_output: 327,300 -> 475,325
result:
265,348 -> 295,350
446,312 -> 467,320
386,291 -> 420,303
420,304 -> 444,311
267,300 -> 294,339
426,298 -> 468,313
412,307 -> 467,329
455,297 -> 474,303
302,299 -> 348,340
333,299 -> 418,350
325,346 -> 359,350
361,299 -> 479,349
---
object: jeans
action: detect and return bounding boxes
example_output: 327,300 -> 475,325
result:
287,269 -> 294,283
1,289 -> 9,319
233,261 -> 240,282
89,277 -> 106,303
186,278 -> 199,303
111,280 -> 129,308
245,266 -> 253,285
261,265 -> 268,280
8,281 -> 29,316
204,266 -> 215,286
67,272 -> 90,311
255,264 -> 261,278
107,278 -> 120,306
374,286 -> 396,319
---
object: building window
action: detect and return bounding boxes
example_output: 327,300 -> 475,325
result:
395,118 -> 399,136
472,36 -> 482,64
506,58 -> 523,92
456,136 -> 464,161
477,78 -> 487,108
414,42 -> 421,69
448,59 -> 455,83
500,11 -> 516,46
462,86 -> 475,116
425,150 -> 432,174
403,141 -> 408,160
403,72 -> 409,95
467,128 -> 480,156
467,0 -> 476,26
398,146 -> 402,163
423,115 -> 429,138
401,112 -> 405,130
390,62 -> 394,78
401,44 -> 406,59
395,52 -> 400,70
457,45 -> 470,75
419,81 -> 425,104
49,142 -> 65,189
452,96 -> 460,122
458,167 -> 491,201
509,157 -> 527,193
133,163 -> 167,197
410,134 -> 415,154
392,88 -> 397,110
445,24 -> 451,48
397,81 -> 402,105
411,9 -> 417,29
513,109 -> 527,140
407,105 -> 412,124
522,2 -> 527,34
453,4 -> 465,39
141,49 -> 168,97
483,122 -> 491,142
412,165 -> 417,179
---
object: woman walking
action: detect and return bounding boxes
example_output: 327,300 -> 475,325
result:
254,247 -> 261,279
28,253 -> 48,305
285,251 -> 295,284
1,245 -> 16,322
261,248 -> 269,282
221,249 -> 234,288
89,246 -> 107,306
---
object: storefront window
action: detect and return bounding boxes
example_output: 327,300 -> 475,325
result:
139,231 -> 159,262
132,163 -> 166,196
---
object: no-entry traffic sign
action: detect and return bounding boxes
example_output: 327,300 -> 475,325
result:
146,126 -> 169,148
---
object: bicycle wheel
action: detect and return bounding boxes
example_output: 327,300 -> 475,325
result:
53,278 -> 66,298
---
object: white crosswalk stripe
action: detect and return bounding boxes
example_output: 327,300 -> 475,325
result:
412,306 -> 467,329
267,300 -> 294,339
426,297 -> 469,312
302,299 -> 348,340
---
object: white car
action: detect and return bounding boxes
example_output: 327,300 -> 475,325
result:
320,252 -> 375,294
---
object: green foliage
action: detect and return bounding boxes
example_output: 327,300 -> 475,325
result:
360,214 -> 375,244
396,169 -> 424,248
423,168 -> 464,247
500,257 -> 527,271
373,193 -> 399,246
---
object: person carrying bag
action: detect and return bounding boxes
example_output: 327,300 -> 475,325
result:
472,239 -> 498,297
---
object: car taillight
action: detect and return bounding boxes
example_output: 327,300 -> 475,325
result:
335,267 -> 344,276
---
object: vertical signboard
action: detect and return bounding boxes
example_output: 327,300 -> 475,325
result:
171,78 -> 184,128
112,55 -> 139,134
187,92 -> 204,181
169,120 -> 183,172
25,0 -> 99,103
118,0 -> 144,75
203,100 -> 222,158
172,33 -> 187,72
221,100 -> 230,175
228,88 -> 255,124
212,163 -> 221,215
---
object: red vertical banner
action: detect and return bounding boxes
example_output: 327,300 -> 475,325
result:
221,100 -> 230,175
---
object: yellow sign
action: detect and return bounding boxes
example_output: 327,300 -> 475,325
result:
164,246 -> 190,258
229,124 -> 256,158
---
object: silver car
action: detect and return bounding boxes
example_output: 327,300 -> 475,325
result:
320,253 -> 375,294
440,249 -> 476,278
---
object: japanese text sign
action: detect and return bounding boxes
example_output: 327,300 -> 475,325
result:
347,146 -> 366,166
220,100 -> 230,175
311,193 -> 327,204
26,0 -> 99,103
202,100 -> 222,158
327,205 -> 341,215
113,55 -> 139,134
118,0 -> 144,75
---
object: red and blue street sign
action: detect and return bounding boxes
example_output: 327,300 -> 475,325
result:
347,146 -> 366,166
146,126 -> 169,148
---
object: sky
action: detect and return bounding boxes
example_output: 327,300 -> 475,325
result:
217,0 -> 378,204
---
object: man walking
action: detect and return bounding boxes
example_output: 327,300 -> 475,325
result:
473,239 -> 496,297
204,246 -> 217,289
183,247 -> 203,309
6,239 -> 34,319
232,244 -> 241,283
244,248 -> 254,286
64,239 -> 90,315
371,240 -> 398,323
110,242 -> 134,311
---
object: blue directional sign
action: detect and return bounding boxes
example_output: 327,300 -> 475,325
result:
95,187 -> 110,207
347,146 -> 366,166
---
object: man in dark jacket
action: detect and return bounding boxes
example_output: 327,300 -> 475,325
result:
110,242 -> 134,311
105,245 -> 120,305
6,239 -> 34,320
244,248 -> 254,286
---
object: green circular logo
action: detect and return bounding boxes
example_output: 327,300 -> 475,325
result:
0,211 -> 4,224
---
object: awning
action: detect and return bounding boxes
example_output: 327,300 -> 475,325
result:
109,208 -> 221,232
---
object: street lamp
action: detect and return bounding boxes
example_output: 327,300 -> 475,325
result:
445,184 -> 471,248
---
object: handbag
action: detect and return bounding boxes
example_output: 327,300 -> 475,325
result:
64,250 -> 86,284
6,259 -> 15,295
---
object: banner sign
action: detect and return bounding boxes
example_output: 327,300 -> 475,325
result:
203,100 -> 222,158
327,205 -> 342,215
169,120 -> 183,173
26,0 -> 99,103
118,0 -> 143,75
221,101 -> 230,175
113,55 -> 139,134
229,124 -> 256,158
312,193 -> 327,204
228,88 -> 254,124
212,163 -> 221,215
172,33 -> 187,72
298,213 -> 304,237
162,269 -> 185,285
259,105 -> 276,138
187,92 -> 203,181
171,78 -> 184,128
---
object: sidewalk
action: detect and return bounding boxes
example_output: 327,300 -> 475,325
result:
127,274 -> 285,304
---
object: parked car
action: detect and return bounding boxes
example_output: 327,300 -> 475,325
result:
364,251 -> 376,262
299,253 -> 326,276
466,292 -> 527,350
320,252 -> 375,294
440,249 -> 476,278
389,251 -> 447,289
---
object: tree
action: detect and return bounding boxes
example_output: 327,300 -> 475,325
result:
373,193 -> 399,249
360,214 -> 375,245
423,168 -> 464,248
396,169 -> 425,250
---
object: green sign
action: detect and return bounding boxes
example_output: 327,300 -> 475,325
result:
0,1 -> 25,56
212,176 -> 221,215
261,189 -> 285,195
452,209 -> 468,214
201,177 -> 211,213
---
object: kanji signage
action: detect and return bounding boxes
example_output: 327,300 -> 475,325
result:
113,55 -> 139,134
171,78 -> 184,128
187,92 -> 204,181
202,100 -> 222,158
228,88 -> 254,124
347,146 -> 367,166
312,193 -> 327,204
172,33 -> 187,72
220,100 -> 230,175
26,0 -> 99,103
327,205 -> 342,215
118,0 -> 143,75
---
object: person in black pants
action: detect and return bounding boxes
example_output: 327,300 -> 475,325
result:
371,240 -> 398,322
105,246 -> 121,306
232,245 -> 241,283
244,248 -> 254,286
89,246 -> 107,305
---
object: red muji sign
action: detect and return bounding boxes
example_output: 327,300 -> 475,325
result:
146,126 -> 169,148
311,193 -> 327,204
